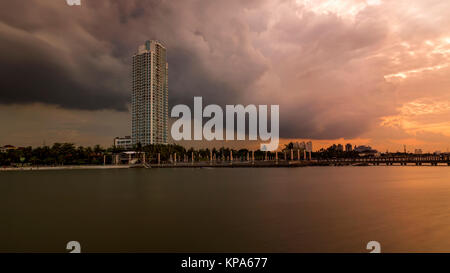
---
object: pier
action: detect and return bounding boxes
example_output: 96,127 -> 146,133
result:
124,153 -> 450,168
316,155 -> 450,166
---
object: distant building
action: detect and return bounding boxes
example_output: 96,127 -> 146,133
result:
0,145 -> 16,153
306,141 -> 313,152
337,144 -> 344,152
114,136 -> 133,150
292,141 -> 306,150
345,143 -> 353,152
288,141 -> 312,152
354,145 -> 375,153
132,40 -> 169,146
414,149 -> 423,155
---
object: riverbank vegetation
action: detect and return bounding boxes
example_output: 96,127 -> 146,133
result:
0,143 -> 259,166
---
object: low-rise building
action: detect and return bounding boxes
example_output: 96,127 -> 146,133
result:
292,142 -> 306,150
114,136 -> 133,150
354,145 -> 373,153
291,141 -> 313,152
0,145 -> 16,153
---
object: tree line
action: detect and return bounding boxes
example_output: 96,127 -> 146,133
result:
0,143 -> 269,166
1,141 -> 380,166
0,143 -> 106,166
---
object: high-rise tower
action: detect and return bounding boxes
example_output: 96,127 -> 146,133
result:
132,40 -> 168,146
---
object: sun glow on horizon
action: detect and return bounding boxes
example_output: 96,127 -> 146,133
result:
380,100 -> 450,151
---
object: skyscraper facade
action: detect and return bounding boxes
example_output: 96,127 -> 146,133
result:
132,40 -> 169,146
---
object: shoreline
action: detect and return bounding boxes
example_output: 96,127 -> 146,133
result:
1,161 -> 449,171
0,165 -> 131,172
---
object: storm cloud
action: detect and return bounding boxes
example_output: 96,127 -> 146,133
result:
0,0 -> 450,143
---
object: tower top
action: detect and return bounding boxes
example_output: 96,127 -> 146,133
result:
137,40 -> 166,54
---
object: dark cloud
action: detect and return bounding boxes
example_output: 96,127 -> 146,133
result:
0,0 -> 449,142
0,0 -> 266,111
0,22 -> 128,110
167,47 -> 238,107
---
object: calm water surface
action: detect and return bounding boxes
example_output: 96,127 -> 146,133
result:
1,167 -> 450,252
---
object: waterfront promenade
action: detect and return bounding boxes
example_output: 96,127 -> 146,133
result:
143,153 -> 450,168
2,155 -> 449,171
0,165 -> 130,172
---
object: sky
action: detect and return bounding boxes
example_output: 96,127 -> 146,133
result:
0,0 -> 449,152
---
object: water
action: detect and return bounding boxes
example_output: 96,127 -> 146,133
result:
1,166 -> 450,253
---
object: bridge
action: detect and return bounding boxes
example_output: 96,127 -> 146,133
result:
316,155 -> 450,166
110,151 -> 450,168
